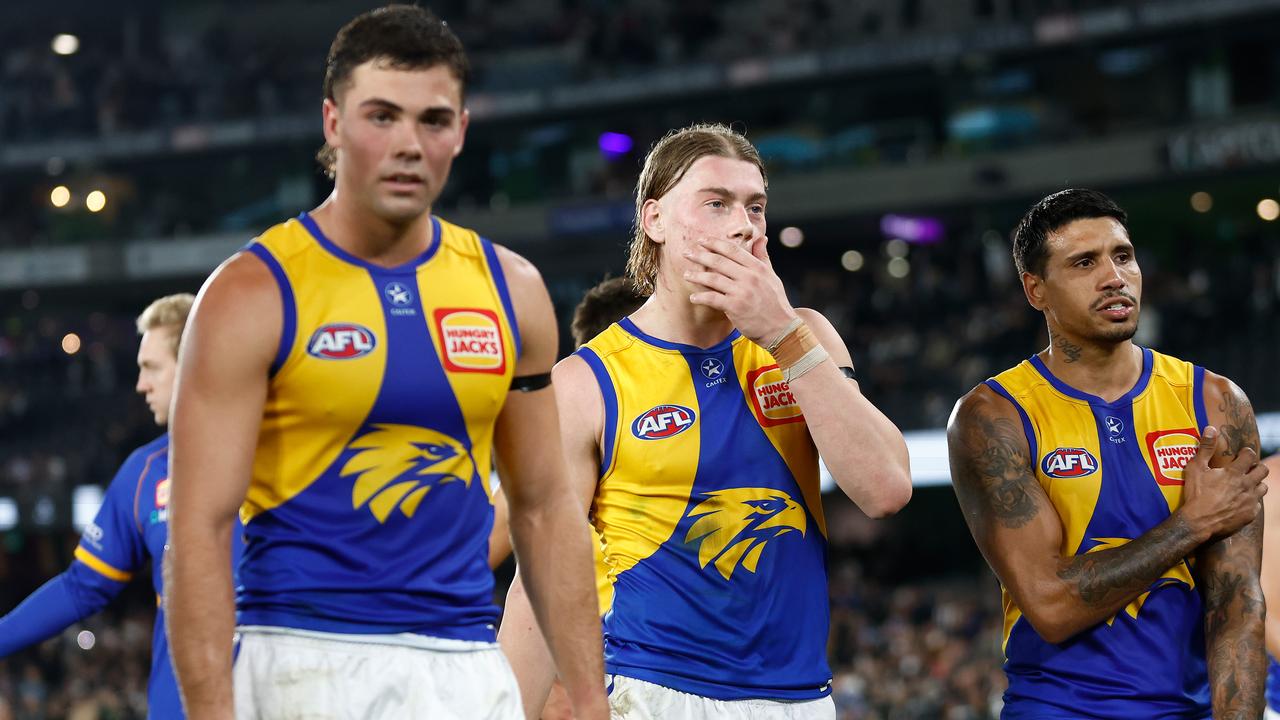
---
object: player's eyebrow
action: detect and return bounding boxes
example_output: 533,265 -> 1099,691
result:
358,97 -> 404,112
697,187 -> 768,205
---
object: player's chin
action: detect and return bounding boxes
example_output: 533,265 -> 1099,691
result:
1096,319 -> 1139,344
374,194 -> 431,223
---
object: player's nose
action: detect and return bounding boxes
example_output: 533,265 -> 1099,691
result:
728,206 -> 756,244
392,118 -> 424,161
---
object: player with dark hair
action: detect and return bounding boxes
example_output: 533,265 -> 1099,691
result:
570,276 -> 646,349
502,123 -> 911,719
948,188 -> 1268,718
165,6 -> 605,718
0,294 -> 241,719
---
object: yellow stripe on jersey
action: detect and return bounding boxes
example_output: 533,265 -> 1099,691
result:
75,546 -> 133,582
589,326 -> 702,583
242,218 -> 386,523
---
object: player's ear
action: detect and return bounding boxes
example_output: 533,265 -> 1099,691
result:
322,97 -> 341,149
452,108 -> 470,158
1022,271 -> 1047,311
641,198 -> 665,245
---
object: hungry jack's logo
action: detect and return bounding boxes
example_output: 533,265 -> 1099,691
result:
434,308 -> 506,374
746,365 -> 804,427
1146,428 -> 1199,486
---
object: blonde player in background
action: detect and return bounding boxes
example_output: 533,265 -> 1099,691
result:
501,123 -> 911,719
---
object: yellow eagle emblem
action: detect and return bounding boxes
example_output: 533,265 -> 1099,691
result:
341,424 -> 476,523
1087,537 -> 1195,624
684,488 -> 807,580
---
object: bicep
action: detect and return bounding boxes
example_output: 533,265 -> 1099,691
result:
498,245 -> 557,375
551,358 -> 604,514
1195,376 -> 1263,596
169,255 -> 278,526
947,392 -> 1064,596
1204,373 -> 1261,459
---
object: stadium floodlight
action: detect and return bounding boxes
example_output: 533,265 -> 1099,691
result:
51,34 -> 79,56
779,226 -> 804,248
72,485 -> 105,532
1257,198 -> 1279,221
0,498 -> 16,531
50,185 -> 71,208
841,250 -> 864,272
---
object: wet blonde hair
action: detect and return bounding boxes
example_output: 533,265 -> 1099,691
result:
626,123 -> 767,296
135,293 -> 195,358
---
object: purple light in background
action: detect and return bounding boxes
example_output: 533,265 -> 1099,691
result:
879,214 -> 944,244
598,132 -> 634,158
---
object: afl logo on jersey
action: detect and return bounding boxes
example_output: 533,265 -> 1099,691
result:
631,404 -> 696,440
1041,447 -> 1099,478
307,324 -> 377,360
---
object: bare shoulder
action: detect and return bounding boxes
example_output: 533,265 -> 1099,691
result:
552,354 -> 602,412
948,382 -> 1023,438
1201,370 -> 1259,457
493,243 -> 546,302
947,382 -> 1043,529
188,251 -> 280,361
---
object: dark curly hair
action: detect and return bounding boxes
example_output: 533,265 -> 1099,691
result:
317,5 -> 470,177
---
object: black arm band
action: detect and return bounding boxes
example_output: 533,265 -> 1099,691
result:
510,373 -> 552,392
839,366 -> 857,380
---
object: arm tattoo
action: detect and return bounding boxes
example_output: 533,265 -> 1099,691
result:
960,414 -> 1040,529
1049,329 -> 1082,363
1216,388 -> 1258,459
1055,513 -> 1198,605
1199,379 -> 1265,719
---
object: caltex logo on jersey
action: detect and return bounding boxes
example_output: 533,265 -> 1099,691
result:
384,281 -> 413,306
1041,447 -> 1099,478
631,404 -> 696,440
700,357 -> 724,380
155,478 -> 170,509
308,324 -> 377,360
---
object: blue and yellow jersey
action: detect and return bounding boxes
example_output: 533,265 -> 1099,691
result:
236,212 -> 518,641
987,347 -> 1211,719
1267,657 -> 1280,712
578,318 -> 830,701
62,433 -> 241,719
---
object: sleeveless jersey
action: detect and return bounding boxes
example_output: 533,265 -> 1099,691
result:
987,347 -> 1211,719
579,317 -> 831,701
236,212 -> 518,641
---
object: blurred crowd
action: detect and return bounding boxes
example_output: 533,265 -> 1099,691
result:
0,0 -> 1129,143
0,517 -> 1006,720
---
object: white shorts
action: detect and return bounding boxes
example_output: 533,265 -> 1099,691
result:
233,627 -> 522,720
606,675 -> 835,720
1265,706 -> 1280,720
